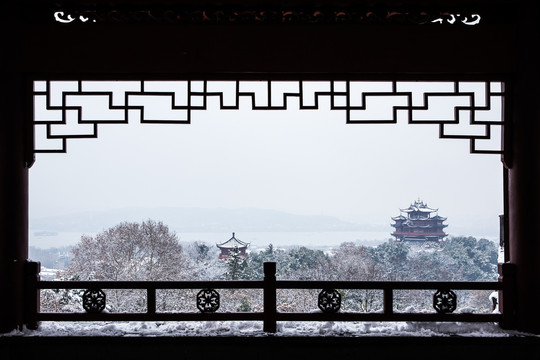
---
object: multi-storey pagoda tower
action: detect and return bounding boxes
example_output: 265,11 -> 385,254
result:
391,199 -> 448,242
216,232 -> 250,259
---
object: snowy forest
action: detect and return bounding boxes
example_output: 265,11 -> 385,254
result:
38,220 -> 499,315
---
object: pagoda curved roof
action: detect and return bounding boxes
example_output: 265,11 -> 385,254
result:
400,199 -> 438,213
392,215 -> 407,221
216,232 -> 250,249
431,215 -> 447,221
405,224 -> 433,228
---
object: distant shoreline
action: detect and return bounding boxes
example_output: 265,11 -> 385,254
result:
30,230 -> 392,249
29,229 -> 498,250
33,231 -> 58,237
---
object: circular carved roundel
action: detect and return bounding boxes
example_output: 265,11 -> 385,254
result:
82,288 -> 106,313
433,289 -> 457,314
197,288 -> 220,313
318,289 -> 341,313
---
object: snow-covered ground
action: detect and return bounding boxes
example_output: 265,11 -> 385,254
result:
3,321 -> 535,338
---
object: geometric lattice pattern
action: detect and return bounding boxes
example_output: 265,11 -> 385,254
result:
196,288 -> 220,313
82,288 -> 106,313
318,288 -> 342,313
433,289 -> 458,314
33,80 -> 505,154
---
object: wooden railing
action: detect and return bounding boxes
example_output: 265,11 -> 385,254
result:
24,262 -> 513,333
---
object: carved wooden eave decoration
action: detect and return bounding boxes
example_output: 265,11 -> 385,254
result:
22,0 -> 513,26
17,0 -> 517,75
14,0 -> 516,166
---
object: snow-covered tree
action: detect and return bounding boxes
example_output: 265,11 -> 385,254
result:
222,245 -> 249,280
67,220 -> 188,281
367,240 -> 410,281
440,236 -> 498,281
278,246 -> 330,280
47,229 -> 498,314
329,243 -> 383,312
64,220 -> 190,312
40,274 -> 86,313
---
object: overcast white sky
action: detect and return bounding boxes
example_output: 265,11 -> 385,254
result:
29,82 -> 504,240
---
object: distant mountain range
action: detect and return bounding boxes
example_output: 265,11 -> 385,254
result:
30,207 -> 380,233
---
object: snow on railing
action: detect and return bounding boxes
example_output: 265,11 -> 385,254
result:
24,261 -> 510,333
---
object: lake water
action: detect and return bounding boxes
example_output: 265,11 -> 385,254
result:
30,230 -> 393,250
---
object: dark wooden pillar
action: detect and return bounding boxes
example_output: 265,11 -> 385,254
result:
507,0 -> 540,334
0,3 -> 30,333
263,262 -> 277,333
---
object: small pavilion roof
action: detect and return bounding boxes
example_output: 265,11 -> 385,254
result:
216,232 -> 250,249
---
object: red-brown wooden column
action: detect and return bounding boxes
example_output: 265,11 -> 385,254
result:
0,3 -> 30,333
507,0 -> 540,334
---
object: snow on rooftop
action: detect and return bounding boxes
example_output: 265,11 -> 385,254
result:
216,232 -> 250,249
2,321 -> 534,338
399,199 -> 439,214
